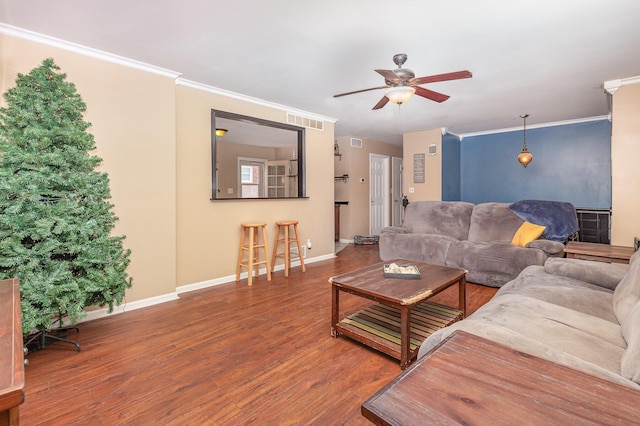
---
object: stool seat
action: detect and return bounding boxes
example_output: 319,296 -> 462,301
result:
236,222 -> 271,286
271,220 -> 306,277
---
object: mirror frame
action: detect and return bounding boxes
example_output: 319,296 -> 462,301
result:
211,109 -> 306,200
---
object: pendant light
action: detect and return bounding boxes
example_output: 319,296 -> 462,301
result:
517,114 -> 533,168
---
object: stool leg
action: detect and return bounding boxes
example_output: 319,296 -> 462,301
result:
236,226 -> 246,282
262,225 -> 271,281
247,226 -> 255,286
283,224 -> 290,277
293,223 -> 306,272
271,224 -> 280,274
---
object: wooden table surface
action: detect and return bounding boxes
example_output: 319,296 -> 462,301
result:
362,330 -> 640,425
329,260 -> 467,306
565,241 -> 635,264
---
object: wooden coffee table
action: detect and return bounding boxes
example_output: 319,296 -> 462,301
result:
330,260 -> 466,369
362,331 -> 640,425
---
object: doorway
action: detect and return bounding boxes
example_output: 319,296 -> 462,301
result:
238,157 -> 266,198
370,154 -> 390,235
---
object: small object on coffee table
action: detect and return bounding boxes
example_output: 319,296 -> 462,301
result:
383,263 -> 421,279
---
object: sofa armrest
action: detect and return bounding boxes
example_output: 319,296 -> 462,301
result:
381,226 -> 407,234
544,257 -> 627,290
525,239 -> 565,256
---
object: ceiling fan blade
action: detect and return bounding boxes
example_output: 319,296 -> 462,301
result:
333,86 -> 388,98
375,69 -> 401,83
411,70 -> 472,85
415,86 -> 450,103
372,96 -> 389,110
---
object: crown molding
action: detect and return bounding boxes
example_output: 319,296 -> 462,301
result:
176,78 -> 338,124
450,115 -> 610,140
0,23 -> 182,79
0,23 -> 338,123
604,75 -> 640,95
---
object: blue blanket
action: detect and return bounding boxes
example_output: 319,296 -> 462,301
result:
508,200 -> 579,242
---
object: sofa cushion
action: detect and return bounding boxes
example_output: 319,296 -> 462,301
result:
511,221 -> 546,247
621,302 -> 640,383
498,265 -> 618,323
545,257 -> 627,291
467,203 -> 524,242
418,319 -> 636,389
403,201 -> 474,240
613,250 -> 640,324
446,241 -> 547,287
459,294 -> 626,375
379,232 -> 456,265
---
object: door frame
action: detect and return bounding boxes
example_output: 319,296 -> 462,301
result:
369,153 -> 390,235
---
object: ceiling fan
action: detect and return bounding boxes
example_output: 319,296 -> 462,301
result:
333,53 -> 472,110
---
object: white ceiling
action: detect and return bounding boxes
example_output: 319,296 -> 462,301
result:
2,0 -> 640,145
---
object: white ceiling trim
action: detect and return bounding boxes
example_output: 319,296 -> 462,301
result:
176,78 -> 338,124
603,75 -> 640,95
0,23 -> 181,79
0,23 -> 336,125
452,115 -> 611,140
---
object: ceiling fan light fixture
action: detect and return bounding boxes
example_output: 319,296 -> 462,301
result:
215,128 -> 228,137
385,86 -> 415,105
517,114 -> 533,168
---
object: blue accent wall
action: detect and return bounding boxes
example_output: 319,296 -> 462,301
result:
459,119 -> 611,209
442,132 -> 461,200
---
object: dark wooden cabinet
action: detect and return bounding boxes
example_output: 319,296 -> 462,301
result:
0,279 -> 25,426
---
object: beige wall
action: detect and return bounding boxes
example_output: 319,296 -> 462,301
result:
611,82 -> 640,246
333,136 -> 402,239
1,34 -> 178,303
175,84 -> 335,288
402,129 -> 442,201
1,32 -> 336,307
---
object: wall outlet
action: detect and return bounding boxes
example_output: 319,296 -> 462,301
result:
302,246 -> 307,258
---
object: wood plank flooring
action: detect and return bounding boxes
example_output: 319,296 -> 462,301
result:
19,244 -> 497,425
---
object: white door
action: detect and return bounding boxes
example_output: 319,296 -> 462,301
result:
370,154 -> 389,235
392,157 -> 403,227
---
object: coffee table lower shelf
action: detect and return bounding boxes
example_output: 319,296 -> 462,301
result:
333,301 -> 463,364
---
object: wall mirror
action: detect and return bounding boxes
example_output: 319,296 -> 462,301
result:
211,110 -> 306,199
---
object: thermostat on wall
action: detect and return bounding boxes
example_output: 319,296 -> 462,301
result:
428,144 -> 438,156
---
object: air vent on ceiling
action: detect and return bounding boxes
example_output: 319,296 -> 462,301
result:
350,138 -> 363,148
286,113 -> 324,131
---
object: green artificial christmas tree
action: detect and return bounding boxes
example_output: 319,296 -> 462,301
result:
0,58 -> 132,350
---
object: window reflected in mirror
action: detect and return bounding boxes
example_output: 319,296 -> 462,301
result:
211,110 -> 305,199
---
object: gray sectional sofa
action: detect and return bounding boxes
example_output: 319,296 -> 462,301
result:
379,201 -> 566,287
418,251 -> 640,389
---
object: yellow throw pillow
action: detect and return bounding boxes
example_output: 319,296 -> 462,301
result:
511,221 -> 546,247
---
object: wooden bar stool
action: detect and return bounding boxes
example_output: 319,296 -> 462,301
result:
236,222 -> 271,286
271,220 -> 306,277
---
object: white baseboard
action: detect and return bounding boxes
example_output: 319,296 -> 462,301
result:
63,252 -> 337,326
63,292 -> 180,326
176,252 -> 335,295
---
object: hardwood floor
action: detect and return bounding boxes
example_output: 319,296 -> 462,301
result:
20,245 -> 497,425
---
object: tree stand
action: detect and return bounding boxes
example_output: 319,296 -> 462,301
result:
24,327 -> 81,352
